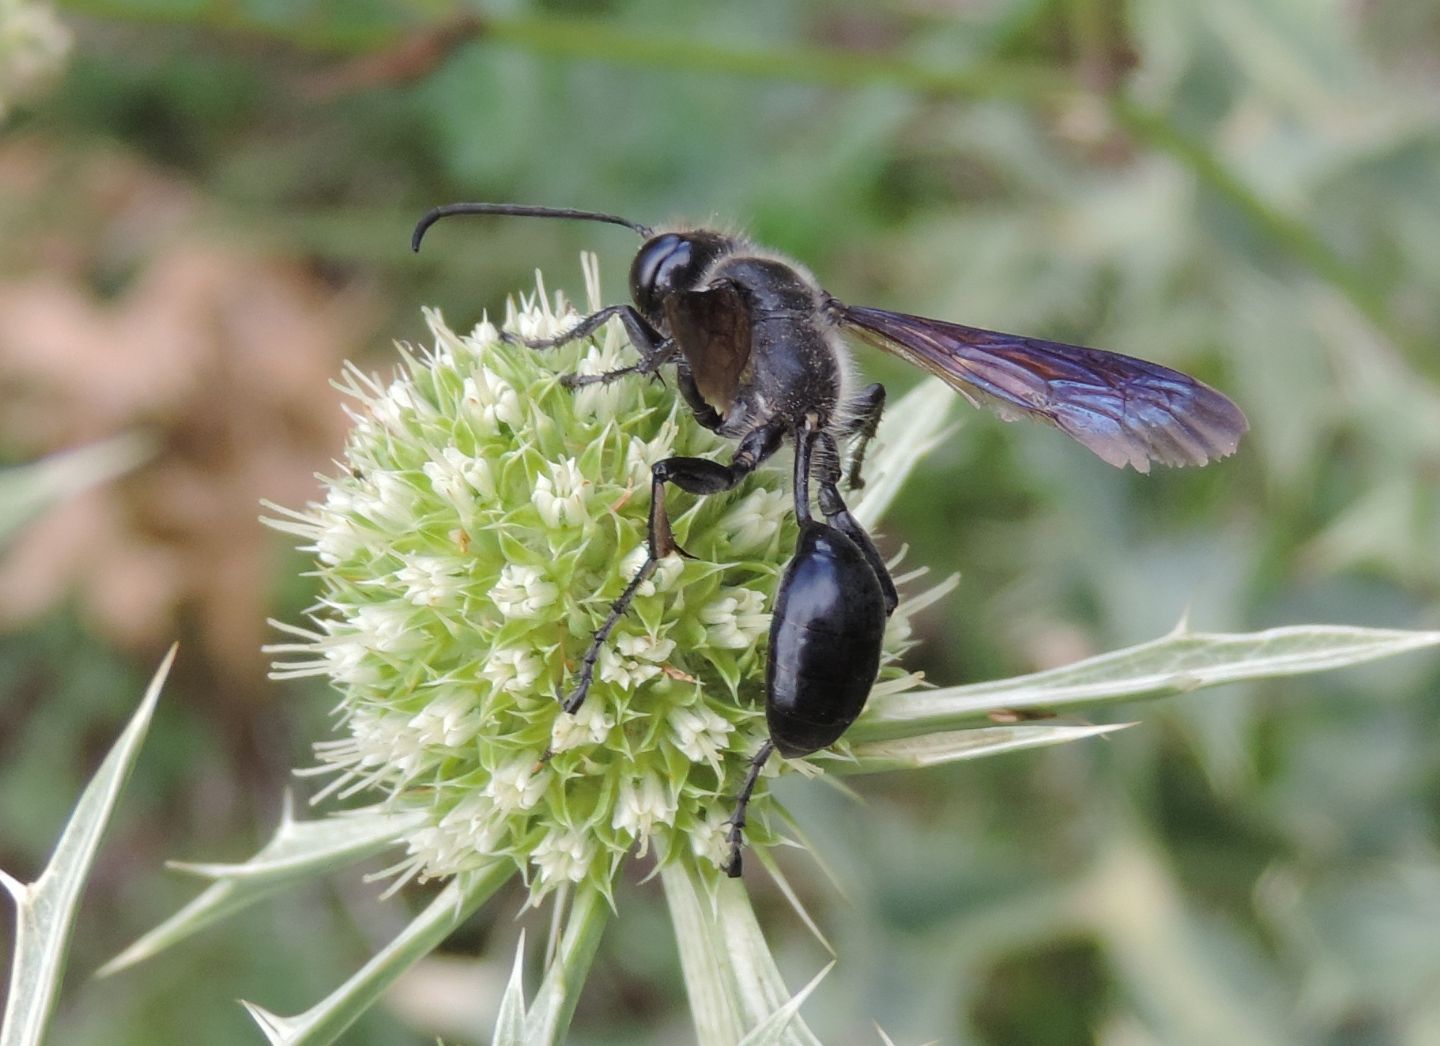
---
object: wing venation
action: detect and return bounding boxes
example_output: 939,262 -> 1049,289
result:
837,303 -> 1247,472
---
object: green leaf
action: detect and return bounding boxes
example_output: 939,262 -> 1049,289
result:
713,873 -> 823,1045
100,801 -> 424,976
833,722 -> 1130,774
851,622 -> 1440,742
490,931 -> 530,1044
1,645 -> 175,1046
521,886 -> 610,1044
737,962 -> 833,1046
0,434 -> 153,546
662,863 -> 745,1044
660,862 -> 823,1046
242,863 -> 512,1046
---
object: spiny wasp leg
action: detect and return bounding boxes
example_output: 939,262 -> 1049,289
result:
561,557 -> 659,714
723,739 -> 775,878
560,360 -> 649,389
505,304 -> 673,388
840,382 -> 886,490
502,304 -> 641,350
560,340 -> 678,390
560,421 -> 786,716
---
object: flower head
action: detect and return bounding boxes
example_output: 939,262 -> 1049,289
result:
119,253 -> 1417,1046
265,257 -> 931,900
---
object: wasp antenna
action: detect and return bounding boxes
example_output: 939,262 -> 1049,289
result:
410,202 -> 653,252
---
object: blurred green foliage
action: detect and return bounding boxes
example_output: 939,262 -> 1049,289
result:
2,0 -> 1439,1042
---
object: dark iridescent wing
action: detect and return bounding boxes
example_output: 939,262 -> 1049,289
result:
836,303 -> 1247,472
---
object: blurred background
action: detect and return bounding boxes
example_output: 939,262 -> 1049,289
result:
2,0 -> 1439,1042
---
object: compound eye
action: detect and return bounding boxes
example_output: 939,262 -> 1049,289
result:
630,234 -> 693,316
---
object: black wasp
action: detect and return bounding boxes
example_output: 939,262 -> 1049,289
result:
411,202 -> 1248,876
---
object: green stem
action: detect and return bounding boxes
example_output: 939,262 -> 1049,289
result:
482,14 -> 1073,101
495,18 -> 1411,352
57,0 -> 403,52
57,3 -> 1411,351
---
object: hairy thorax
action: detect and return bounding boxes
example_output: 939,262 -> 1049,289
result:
705,254 -> 850,437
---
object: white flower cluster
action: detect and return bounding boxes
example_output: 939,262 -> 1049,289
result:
265,262 -> 928,897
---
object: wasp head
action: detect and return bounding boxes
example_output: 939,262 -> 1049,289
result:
630,231 -> 737,320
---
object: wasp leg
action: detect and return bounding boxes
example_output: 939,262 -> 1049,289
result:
560,343 -> 678,389
815,431 -> 898,616
790,417 -> 823,524
723,739 -> 776,878
720,423 -> 816,876
561,419 -> 786,714
504,305 -> 673,386
503,304 -> 652,351
676,365 -> 724,432
838,382 -> 886,490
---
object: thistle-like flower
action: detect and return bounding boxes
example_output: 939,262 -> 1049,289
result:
86,257 -> 1440,1044
264,255 -> 945,901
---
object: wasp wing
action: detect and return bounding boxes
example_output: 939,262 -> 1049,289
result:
666,282 -> 752,418
837,303 -> 1247,472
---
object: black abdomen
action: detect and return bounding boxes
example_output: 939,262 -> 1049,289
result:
766,521 -> 887,757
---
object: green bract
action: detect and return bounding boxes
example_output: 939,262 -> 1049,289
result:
265,260 -> 924,898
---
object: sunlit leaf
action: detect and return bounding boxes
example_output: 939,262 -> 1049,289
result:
852,623 -> 1440,741
0,435 -> 153,546
1,646 -> 175,1046
490,931 -> 530,1045
521,887 -> 609,1045
835,722 -> 1129,774
662,862 -> 745,1045
738,962 -> 833,1046
101,802 -> 423,976
661,863 -> 823,1045
241,864 -> 510,1046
